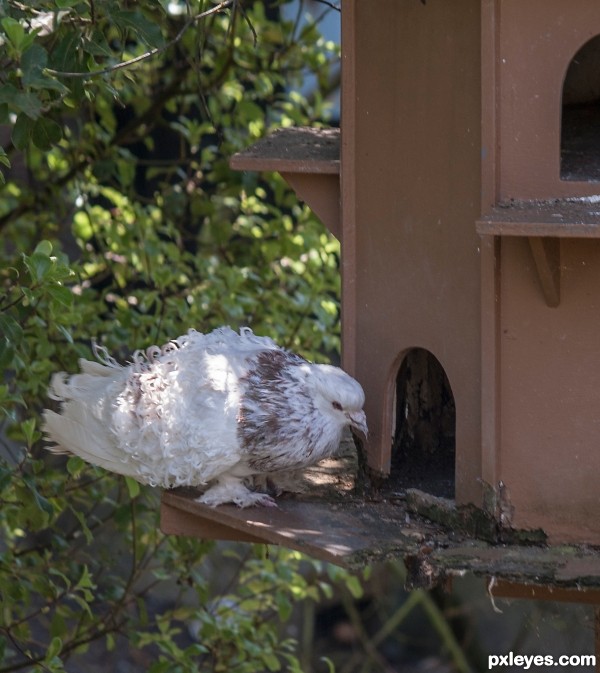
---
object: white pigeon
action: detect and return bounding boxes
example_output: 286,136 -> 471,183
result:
43,327 -> 367,508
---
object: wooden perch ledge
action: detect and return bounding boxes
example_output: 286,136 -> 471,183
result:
162,487 -> 600,591
230,126 -> 340,174
476,198 -> 600,238
160,437 -> 600,593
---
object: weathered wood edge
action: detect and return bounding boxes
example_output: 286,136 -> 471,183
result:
477,199 -> 600,237
398,489 -> 600,591
476,219 -> 600,237
229,127 -> 340,175
161,486 -> 600,592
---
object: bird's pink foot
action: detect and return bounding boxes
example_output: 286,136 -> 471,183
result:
198,476 -> 278,508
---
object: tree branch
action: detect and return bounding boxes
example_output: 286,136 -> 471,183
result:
45,1 -> 234,79
312,0 -> 341,10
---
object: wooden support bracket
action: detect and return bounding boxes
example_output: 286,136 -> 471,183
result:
528,237 -> 561,307
229,127 -> 341,239
280,171 -> 341,240
474,199 -> 600,307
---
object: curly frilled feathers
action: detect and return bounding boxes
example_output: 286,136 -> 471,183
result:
43,327 -> 367,508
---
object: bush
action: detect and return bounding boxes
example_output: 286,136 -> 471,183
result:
0,2 -> 359,670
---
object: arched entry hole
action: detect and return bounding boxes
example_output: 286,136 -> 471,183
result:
391,349 -> 456,498
561,35 -> 600,181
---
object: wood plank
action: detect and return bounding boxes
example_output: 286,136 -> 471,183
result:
160,485 -> 600,591
158,438 -> 600,590
477,199 -> 600,237
490,579 -> 600,605
230,127 -> 340,174
161,489 -> 412,566
161,500 -> 265,543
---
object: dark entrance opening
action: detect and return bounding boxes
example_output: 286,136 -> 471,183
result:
391,349 -> 456,498
561,35 -> 600,181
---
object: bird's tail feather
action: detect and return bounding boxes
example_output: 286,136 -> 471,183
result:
43,408 -> 138,479
44,359 -> 138,480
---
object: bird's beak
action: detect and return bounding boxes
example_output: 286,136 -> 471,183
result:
346,410 -> 368,441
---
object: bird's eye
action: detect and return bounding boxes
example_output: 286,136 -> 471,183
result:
332,401 -> 342,411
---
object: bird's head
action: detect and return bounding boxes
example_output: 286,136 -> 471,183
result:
306,364 -> 368,439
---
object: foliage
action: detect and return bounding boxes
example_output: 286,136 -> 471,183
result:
0,1 -> 359,670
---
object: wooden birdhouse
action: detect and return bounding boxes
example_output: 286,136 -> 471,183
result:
477,0 -> 600,545
161,0 -> 600,587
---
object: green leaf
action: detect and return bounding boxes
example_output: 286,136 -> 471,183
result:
56,324 -> 74,344
21,418 -> 41,447
110,10 -> 165,48
320,657 -> 336,673
0,84 -> 19,106
49,31 -> 83,73
32,117 -> 62,151
0,314 -> 23,343
69,593 -> 93,619
31,76 -> 70,95
70,506 -> 94,544
46,636 -> 62,660
21,43 -> 48,86
0,337 -> 16,375
83,29 -> 113,58
276,594 -> 292,621
75,565 -> 96,591
47,284 -> 73,308
0,145 -> 10,167
149,662 -> 172,673
49,567 -> 72,591
24,251 -> 53,283
345,574 -> 364,600
124,476 -> 141,499
1,17 -> 26,52
50,612 -> 67,640
0,465 -> 13,494
23,475 -> 55,516
66,456 -> 85,477
0,384 -> 25,413
11,113 -> 33,150
20,499 -> 51,531
105,633 -> 116,652
14,92 -> 43,119
35,240 -> 53,256
263,651 -> 281,672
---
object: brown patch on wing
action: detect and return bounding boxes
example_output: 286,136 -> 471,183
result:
237,349 -> 311,472
251,349 -> 305,382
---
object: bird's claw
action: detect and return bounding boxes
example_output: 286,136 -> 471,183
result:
253,493 -> 278,508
